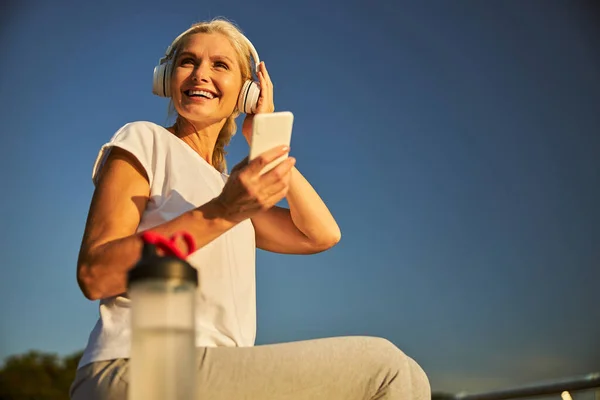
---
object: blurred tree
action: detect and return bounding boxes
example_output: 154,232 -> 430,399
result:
0,349 -> 83,400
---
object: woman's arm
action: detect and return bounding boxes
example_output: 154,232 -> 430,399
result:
251,166 -> 341,254
77,145 -> 292,301
76,147 -> 237,301
239,62 -> 341,255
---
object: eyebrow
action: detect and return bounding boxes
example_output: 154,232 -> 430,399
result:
176,51 -> 235,64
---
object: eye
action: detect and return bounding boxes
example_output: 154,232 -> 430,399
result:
214,61 -> 229,70
180,57 -> 195,66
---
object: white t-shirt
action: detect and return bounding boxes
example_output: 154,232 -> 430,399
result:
77,121 -> 257,369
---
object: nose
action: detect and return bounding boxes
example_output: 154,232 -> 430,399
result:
192,61 -> 211,82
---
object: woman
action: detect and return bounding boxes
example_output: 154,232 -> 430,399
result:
70,18 -> 430,400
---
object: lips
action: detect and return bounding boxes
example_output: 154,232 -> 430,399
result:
183,88 -> 218,99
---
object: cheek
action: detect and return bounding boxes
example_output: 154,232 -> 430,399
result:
221,75 -> 243,99
170,69 -> 186,97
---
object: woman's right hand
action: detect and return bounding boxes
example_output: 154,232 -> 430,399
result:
216,145 -> 296,223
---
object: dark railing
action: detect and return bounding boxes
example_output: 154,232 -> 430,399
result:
433,372 -> 600,400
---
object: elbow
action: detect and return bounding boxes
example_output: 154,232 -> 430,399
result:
77,263 -> 102,301
327,227 -> 342,249
330,229 -> 342,248
313,227 -> 341,253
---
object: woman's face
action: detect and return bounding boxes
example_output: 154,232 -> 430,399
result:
170,32 -> 243,125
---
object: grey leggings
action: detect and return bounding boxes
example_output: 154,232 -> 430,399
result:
70,336 -> 430,400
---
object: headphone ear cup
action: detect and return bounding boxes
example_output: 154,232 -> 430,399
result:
152,63 -> 171,97
237,80 -> 260,114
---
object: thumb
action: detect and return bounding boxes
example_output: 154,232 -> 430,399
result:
230,156 -> 249,175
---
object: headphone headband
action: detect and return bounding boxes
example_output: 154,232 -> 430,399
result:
152,24 -> 262,114
160,26 -> 260,74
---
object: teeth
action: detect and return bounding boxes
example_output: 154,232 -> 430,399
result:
188,90 -> 215,99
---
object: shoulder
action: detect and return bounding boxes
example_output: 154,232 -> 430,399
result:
103,120 -> 177,156
109,120 -> 169,143
92,121 -> 170,185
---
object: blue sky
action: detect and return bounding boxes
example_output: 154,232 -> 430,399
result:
1,0 -> 599,395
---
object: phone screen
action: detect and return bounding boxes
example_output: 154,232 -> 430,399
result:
249,111 -> 294,174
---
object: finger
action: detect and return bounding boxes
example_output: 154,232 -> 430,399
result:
259,157 -> 295,186
257,67 -> 265,87
258,76 -> 270,107
261,62 -> 273,88
257,70 -> 268,101
248,146 -> 290,174
262,64 -> 274,105
261,183 -> 290,210
257,63 -> 274,112
258,65 -> 270,91
258,171 -> 289,197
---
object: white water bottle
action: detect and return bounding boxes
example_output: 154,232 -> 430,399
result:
127,232 -> 198,400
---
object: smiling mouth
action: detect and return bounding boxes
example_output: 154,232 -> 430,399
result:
184,90 -> 217,99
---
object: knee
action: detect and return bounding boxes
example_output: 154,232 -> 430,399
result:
405,355 -> 431,400
364,337 -> 431,399
362,336 -> 409,368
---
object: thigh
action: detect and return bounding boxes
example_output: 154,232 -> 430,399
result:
70,336 -> 428,400
196,335 -> 425,400
70,359 -> 128,400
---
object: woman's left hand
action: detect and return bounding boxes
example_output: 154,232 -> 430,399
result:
242,61 -> 274,143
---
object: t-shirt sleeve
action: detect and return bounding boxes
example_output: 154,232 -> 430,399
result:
221,173 -> 230,184
91,122 -> 156,186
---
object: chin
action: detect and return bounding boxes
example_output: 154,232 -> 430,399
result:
179,104 -> 235,125
178,109 -> 220,124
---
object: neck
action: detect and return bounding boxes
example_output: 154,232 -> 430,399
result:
170,116 -> 226,166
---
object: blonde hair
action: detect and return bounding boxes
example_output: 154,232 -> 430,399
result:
167,18 -> 254,173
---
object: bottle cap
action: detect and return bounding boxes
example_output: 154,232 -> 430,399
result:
127,231 -> 198,287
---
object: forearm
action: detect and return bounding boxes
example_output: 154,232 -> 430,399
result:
285,167 -> 341,246
78,198 -> 235,300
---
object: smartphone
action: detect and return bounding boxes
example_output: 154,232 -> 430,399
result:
249,111 -> 294,175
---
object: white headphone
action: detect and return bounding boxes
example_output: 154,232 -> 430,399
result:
152,26 -> 261,114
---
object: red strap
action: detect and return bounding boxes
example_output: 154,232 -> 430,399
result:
140,231 -> 196,259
